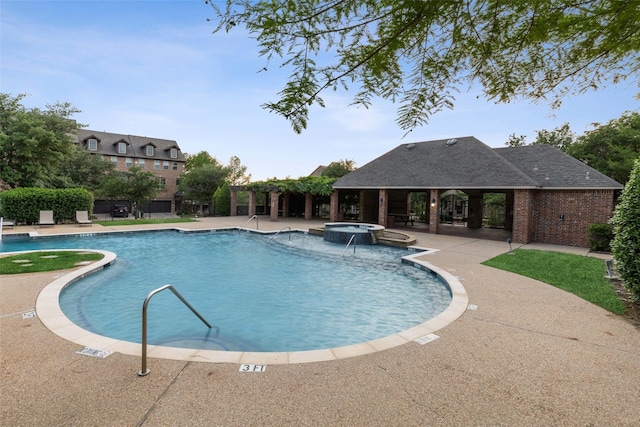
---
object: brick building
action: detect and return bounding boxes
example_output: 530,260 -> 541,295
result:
76,129 -> 186,214
331,137 -> 623,247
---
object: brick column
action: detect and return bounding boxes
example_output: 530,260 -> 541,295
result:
512,189 -> 534,243
378,189 -> 388,227
230,189 -> 238,216
282,192 -> 289,218
429,189 -> 439,234
330,191 -> 339,222
270,191 -> 279,222
467,194 -> 483,229
248,191 -> 256,217
305,193 -> 313,220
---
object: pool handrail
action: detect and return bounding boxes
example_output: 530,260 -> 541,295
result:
269,226 -> 291,241
138,284 -> 215,377
341,234 -> 357,256
238,215 -> 258,232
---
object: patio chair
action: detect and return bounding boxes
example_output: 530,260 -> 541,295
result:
39,210 -> 55,227
75,210 -> 93,227
1,217 -> 15,229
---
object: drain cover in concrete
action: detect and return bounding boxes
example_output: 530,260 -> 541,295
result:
76,347 -> 112,358
415,333 -> 439,345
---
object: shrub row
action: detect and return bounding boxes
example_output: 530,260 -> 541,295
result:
0,187 -> 94,225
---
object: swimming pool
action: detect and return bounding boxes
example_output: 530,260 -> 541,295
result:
2,228 -> 468,363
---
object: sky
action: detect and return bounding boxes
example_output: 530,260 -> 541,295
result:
2,1 -> 639,181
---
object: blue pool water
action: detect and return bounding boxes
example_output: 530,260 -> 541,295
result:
1,230 -> 452,352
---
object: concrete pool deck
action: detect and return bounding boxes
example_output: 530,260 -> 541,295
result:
1,217 -> 639,425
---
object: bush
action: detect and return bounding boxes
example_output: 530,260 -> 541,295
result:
611,157 -> 640,302
0,187 -> 93,224
213,183 -> 231,216
588,223 -> 614,252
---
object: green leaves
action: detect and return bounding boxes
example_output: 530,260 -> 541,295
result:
209,0 -> 640,133
0,93 -> 81,188
611,157 -> 640,301
247,175 -> 336,196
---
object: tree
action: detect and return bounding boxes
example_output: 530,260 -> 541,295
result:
0,93 -> 81,188
505,123 -> 576,151
97,166 -> 161,217
321,159 -> 356,178
505,134 -> 528,148
179,163 -> 229,216
57,145 -> 115,191
226,155 -> 251,185
567,111 -> 640,184
184,151 -> 221,172
209,1 -> 640,133
213,182 -> 231,216
611,157 -> 640,302
534,123 -> 576,152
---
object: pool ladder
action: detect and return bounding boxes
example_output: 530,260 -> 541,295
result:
269,226 -> 291,241
138,284 -> 216,377
238,215 -> 258,232
341,234 -> 357,256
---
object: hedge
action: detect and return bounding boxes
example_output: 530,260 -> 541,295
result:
0,187 -> 94,225
588,223 -> 614,252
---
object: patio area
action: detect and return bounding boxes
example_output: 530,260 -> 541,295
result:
1,217 -> 639,425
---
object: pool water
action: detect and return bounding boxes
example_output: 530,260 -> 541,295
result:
1,230 -> 452,352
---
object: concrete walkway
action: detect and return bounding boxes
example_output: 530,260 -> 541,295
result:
1,217 -> 639,426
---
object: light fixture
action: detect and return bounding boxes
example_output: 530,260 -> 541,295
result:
430,198 -> 436,207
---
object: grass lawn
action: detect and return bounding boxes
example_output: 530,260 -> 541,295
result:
95,218 -> 196,226
482,249 -> 626,314
0,251 -> 104,274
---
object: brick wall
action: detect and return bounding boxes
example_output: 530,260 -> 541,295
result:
512,189 -> 534,244
529,189 -> 615,247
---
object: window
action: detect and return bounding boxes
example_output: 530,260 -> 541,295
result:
87,138 -> 98,151
111,156 -> 118,165
146,145 -> 154,156
170,148 -> 178,159
154,160 -> 160,170
163,161 -> 169,170
157,177 -> 166,189
125,157 -> 133,168
176,178 -> 181,187
172,162 -> 178,171
138,158 -> 145,168
117,142 -> 127,154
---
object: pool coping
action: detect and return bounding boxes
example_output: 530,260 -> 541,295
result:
22,238 -> 468,365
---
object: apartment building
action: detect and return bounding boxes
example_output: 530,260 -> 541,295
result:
76,129 -> 186,214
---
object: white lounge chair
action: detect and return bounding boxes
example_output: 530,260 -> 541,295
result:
1,217 -> 14,229
39,210 -> 55,227
76,210 -> 93,227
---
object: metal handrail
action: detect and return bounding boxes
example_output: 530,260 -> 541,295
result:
138,284 -> 213,376
341,234 -> 357,256
238,214 -> 258,232
269,226 -> 291,241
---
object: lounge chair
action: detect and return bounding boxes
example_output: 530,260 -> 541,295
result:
39,210 -> 55,227
76,210 -> 93,227
1,217 -> 15,229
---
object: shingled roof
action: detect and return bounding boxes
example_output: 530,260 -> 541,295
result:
333,136 -> 622,190
75,129 -> 186,162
